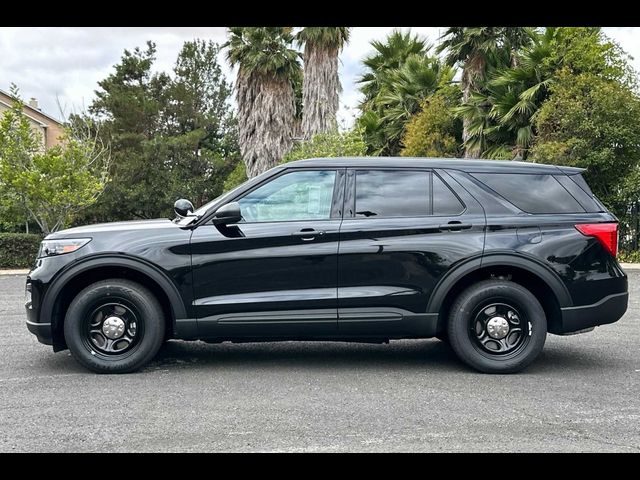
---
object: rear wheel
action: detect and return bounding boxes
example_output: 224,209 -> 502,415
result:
447,279 -> 547,373
64,279 -> 165,373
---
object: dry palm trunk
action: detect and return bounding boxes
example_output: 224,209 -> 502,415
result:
236,70 -> 296,178
462,54 -> 485,159
301,43 -> 341,140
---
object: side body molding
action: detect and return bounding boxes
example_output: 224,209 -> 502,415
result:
426,252 -> 573,315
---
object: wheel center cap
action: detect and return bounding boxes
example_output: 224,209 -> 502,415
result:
487,316 -> 510,339
102,316 -> 126,339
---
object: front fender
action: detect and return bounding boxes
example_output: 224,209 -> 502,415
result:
40,253 -> 189,329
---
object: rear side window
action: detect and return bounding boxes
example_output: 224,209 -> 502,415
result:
433,174 -> 465,215
472,173 -> 585,214
554,174 -> 606,213
355,170 -> 429,217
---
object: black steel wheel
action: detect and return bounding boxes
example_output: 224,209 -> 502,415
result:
469,302 -> 530,358
64,279 -> 165,373
447,279 -> 547,373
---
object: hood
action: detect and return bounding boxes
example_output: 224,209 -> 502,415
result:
47,218 -> 179,239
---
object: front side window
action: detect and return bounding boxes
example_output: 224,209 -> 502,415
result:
237,170 -> 336,222
355,170 -> 430,218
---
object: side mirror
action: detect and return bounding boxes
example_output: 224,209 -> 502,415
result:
174,198 -> 195,218
212,202 -> 242,225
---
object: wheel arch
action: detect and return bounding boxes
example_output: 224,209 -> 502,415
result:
42,254 -> 187,351
428,253 -> 572,335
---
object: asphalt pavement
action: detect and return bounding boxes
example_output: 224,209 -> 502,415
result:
1,273 -> 638,452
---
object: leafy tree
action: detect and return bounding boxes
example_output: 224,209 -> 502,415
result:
401,91 -> 461,157
456,27 -> 636,160
296,27 -> 351,140
225,27 -> 301,178
80,40 -> 239,222
530,70 -> 640,220
223,161 -> 248,192
161,40 -> 240,208
437,27 -> 532,157
0,92 -> 109,234
282,127 -> 367,163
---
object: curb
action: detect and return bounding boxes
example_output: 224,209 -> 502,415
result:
0,269 -> 30,276
620,263 -> 640,271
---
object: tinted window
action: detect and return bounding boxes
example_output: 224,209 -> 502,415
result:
433,174 -> 464,215
238,170 -> 336,222
554,175 -> 605,213
355,170 -> 429,218
472,173 -> 585,214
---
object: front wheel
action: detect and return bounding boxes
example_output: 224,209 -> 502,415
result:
447,279 -> 547,374
64,279 -> 165,373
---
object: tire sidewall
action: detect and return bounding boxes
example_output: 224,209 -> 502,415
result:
64,280 -> 164,373
448,280 -> 547,374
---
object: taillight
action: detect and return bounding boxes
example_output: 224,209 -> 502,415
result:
575,223 -> 618,257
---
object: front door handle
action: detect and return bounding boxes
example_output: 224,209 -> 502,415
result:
439,221 -> 472,232
291,228 -> 325,241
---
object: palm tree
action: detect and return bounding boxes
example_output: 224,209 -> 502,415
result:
358,30 -> 430,112
368,54 -> 455,155
437,27 -> 532,157
225,27 -> 301,178
457,28 -> 555,159
296,27 -> 350,139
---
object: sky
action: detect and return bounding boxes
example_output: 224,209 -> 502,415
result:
1,27 -> 639,127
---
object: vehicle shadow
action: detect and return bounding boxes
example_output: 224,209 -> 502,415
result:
149,339 -> 462,372
144,338 -> 625,375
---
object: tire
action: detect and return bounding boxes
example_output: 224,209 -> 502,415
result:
64,279 -> 165,374
447,279 -> 547,374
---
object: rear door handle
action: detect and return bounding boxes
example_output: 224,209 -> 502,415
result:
439,221 -> 472,231
291,228 -> 325,241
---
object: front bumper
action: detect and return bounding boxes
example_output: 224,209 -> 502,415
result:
559,292 -> 628,334
25,272 -> 53,346
26,319 -> 53,345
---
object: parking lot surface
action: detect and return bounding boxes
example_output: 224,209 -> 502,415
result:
1,273 -> 638,452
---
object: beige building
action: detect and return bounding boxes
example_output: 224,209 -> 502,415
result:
0,88 -> 65,150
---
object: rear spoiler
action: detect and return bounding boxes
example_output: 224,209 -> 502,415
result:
555,166 -> 586,175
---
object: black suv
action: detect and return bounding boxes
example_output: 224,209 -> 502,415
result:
25,157 -> 628,374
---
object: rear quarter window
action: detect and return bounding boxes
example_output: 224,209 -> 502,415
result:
471,173 -> 586,214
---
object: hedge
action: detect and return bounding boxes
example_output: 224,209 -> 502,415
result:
0,233 -> 42,269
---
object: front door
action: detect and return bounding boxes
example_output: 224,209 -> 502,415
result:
190,168 -> 344,339
337,168 -> 486,337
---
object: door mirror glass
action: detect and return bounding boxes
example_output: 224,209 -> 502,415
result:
212,202 -> 242,225
174,198 -> 195,218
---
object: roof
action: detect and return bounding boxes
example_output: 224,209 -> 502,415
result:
284,157 -> 585,175
0,87 -> 64,126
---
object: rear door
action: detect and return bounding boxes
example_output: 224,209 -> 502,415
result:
337,167 -> 486,336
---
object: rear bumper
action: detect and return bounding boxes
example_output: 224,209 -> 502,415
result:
559,292 -> 628,334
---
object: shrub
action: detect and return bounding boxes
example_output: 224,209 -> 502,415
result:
618,250 -> 640,264
222,161 -> 248,192
401,93 -> 461,158
282,128 -> 367,163
0,233 -> 42,269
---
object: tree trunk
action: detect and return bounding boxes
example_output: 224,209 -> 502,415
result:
461,68 -> 474,159
462,62 -> 482,159
236,70 -> 297,178
301,43 -> 341,140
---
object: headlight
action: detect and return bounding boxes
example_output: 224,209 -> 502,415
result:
38,238 -> 92,258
